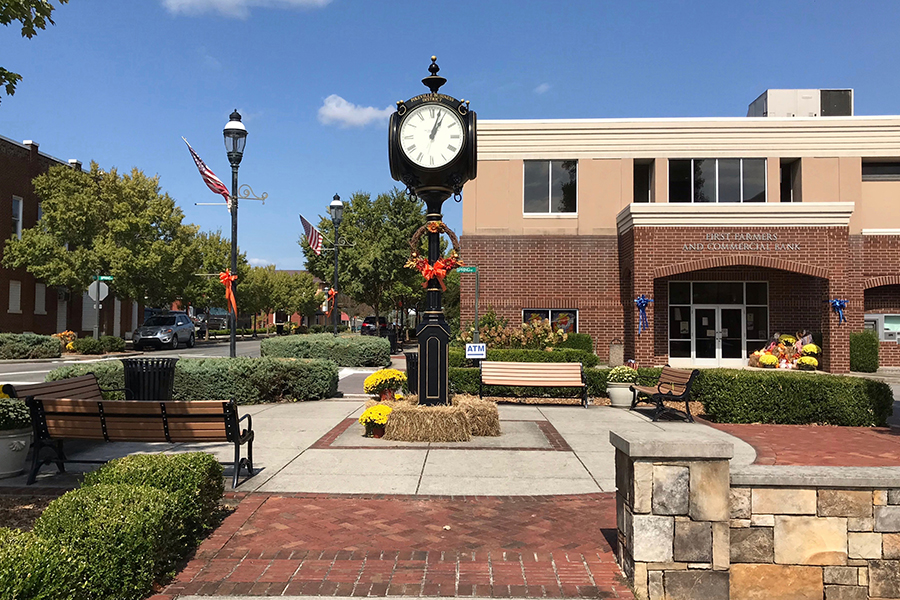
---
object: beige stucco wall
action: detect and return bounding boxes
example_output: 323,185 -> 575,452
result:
860,180 -> 900,232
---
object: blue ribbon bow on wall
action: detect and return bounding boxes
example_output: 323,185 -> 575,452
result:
635,295 -> 653,334
829,299 -> 848,324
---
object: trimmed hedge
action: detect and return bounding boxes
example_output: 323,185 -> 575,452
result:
71,337 -> 105,355
850,330 -> 879,373
0,333 -> 61,359
83,452 -> 224,546
308,324 -> 350,334
0,527 -> 85,600
448,347 -> 599,368
46,356 -> 339,403
34,483 -> 181,600
450,366 -> 893,426
100,335 -> 125,353
693,368 -> 893,426
261,333 -> 391,367
557,332 -> 594,353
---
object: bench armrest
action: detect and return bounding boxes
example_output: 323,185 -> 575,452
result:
238,412 -> 253,441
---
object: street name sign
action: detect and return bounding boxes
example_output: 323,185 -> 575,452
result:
457,266 -> 477,273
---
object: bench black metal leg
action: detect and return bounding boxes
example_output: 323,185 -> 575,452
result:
247,433 -> 254,475
27,439 -> 63,485
232,442 -> 242,489
55,441 -> 66,473
630,388 -> 638,410
683,399 -> 694,423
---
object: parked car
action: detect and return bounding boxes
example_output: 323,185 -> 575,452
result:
361,316 -> 390,336
133,312 -> 196,350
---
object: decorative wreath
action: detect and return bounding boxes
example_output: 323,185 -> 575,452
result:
405,221 -> 465,291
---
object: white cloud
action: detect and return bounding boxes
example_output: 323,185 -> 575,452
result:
317,94 -> 393,128
534,83 -> 551,95
162,0 -> 331,18
248,257 -> 273,266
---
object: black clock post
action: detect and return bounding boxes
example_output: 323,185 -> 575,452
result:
389,57 -> 477,406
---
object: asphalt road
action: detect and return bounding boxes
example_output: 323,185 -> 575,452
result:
0,339 -> 262,385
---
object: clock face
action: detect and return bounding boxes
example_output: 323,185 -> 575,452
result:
399,103 -> 465,169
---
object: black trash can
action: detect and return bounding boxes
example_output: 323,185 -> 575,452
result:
276,324 -> 284,335
404,352 -> 418,394
387,331 -> 398,354
121,357 -> 179,401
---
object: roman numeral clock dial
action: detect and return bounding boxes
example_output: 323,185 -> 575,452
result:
399,103 -> 465,169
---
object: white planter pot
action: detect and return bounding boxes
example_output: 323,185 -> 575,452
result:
0,428 -> 32,479
607,382 -> 634,408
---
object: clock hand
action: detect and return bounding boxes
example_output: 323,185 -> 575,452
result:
429,111 -> 444,141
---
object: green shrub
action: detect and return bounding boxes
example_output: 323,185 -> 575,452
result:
99,335 -> 125,353
83,452 -> 223,546
557,332 -> 594,353
449,347 -> 598,368
71,337 -> 105,355
308,324 -> 350,334
34,484 -> 181,600
47,357 -> 339,403
0,398 -> 30,430
0,527 -> 85,600
261,333 -> 390,367
693,368 -> 894,426
850,330 -> 879,373
0,333 -> 61,359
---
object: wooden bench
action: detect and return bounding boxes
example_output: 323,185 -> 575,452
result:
24,398 -> 254,488
480,361 -> 588,408
3,373 -> 129,403
629,366 -> 699,422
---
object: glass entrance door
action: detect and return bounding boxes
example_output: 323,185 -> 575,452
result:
692,307 -> 745,367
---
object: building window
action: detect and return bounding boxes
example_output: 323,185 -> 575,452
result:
8,281 -> 21,314
862,161 -> 900,182
35,283 -> 46,315
11,196 -> 22,239
633,161 -> 652,203
669,159 -> 766,203
523,309 -> 578,333
524,160 -> 577,214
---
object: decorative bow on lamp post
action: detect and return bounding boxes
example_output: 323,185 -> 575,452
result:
219,269 -> 238,316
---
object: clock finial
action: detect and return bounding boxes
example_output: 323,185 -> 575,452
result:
422,56 -> 446,93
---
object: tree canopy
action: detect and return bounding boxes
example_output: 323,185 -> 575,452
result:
3,162 -> 199,306
301,188 -> 425,320
1,0 -> 68,103
179,229 -> 248,312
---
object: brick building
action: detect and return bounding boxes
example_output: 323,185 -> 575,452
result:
0,135 -> 140,337
459,90 -> 900,373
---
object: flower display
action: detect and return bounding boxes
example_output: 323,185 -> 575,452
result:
758,354 -> 778,368
778,334 -> 797,345
459,315 -> 567,350
364,369 -> 407,396
608,366 -> 638,383
359,405 -> 392,426
802,344 -> 822,356
53,330 -> 77,350
797,356 -> 818,371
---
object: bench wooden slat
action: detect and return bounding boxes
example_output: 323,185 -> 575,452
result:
479,360 -> 587,407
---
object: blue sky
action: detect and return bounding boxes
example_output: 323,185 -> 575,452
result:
2,0 -> 899,269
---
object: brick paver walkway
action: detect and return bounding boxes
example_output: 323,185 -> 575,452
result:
706,422 -> 900,466
153,493 -> 632,599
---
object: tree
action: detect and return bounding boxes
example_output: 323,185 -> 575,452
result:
270,270 -> 322,324
179,229 -> 248,313
240,265 -> 275,335
302,188 -> 425,322
3,162 -> 199,306
1,1 -> 68,103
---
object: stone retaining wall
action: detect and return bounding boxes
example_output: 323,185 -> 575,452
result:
612,432 -> 900,600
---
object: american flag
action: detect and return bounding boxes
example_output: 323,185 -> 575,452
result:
182,137 -> 231,209
299,215 -> 323,256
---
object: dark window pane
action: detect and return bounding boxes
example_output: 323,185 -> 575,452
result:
862,162 -> 900,181
669,160 -> 691,202
633,162 -> 651,203
669,306 -> 690,339
669,340 -> 691,358
551,310 -> 577,333
718,159 -> 741,203
669,282 -> 691,305
693,282 -> 717,304
551,160 -> 577,213
694,159 -> 716,203
717,283 -> 744,304
523,309 -> 549,324
524,161 -> 549,213
743,159 -> 766,202
746,282 -> 767,305
746,306 -> 768,341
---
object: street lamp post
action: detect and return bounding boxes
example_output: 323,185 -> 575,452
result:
329,194 -> 344,337
224,110 -> 247,359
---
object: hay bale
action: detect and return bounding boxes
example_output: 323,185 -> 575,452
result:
451,394 -> 501,437
384,404 -> 471,442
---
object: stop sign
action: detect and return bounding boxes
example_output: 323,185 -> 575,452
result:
87,281 -> 108,302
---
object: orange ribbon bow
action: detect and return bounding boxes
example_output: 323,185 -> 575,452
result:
325,288 -> 337,317
219,270 -> 238,315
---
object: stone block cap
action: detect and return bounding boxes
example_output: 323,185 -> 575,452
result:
609,431 -> 734,460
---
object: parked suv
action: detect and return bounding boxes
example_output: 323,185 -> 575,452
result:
361,316 -> 389,336
133,312 -> 196,350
